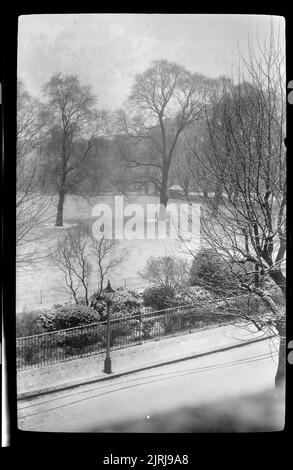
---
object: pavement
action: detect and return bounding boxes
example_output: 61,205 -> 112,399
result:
17,339 -> 283,432
17,322 -> 278,400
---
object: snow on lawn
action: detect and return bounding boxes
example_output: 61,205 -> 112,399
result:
16,193 -> 201,312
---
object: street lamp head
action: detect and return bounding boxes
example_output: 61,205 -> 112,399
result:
103,280 -> 115,302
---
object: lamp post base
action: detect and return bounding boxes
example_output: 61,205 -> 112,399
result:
104,357 -> 112,374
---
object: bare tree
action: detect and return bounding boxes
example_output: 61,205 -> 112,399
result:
90,236 -> 127,294
16,80 -> 53,265
170,137 -> 200,198
185,29 -> 286,390
139,256 -> 188,295
50,225 -> 92,304
118,60 -> 209,206
107,135 -> 134,194
50,224 -> 127,303
43,73 -> 105,226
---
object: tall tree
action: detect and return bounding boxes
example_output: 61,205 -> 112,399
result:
118,60 -> 209,206
186,30 -> 286,390
43,73 -> 102,226
50,225 -> 92,304
16,79 -> 52,265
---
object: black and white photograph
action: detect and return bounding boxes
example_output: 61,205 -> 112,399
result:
14,13 -> 286,434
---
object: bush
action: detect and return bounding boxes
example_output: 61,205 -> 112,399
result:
173,286 -> 214,306
16,310 -> 46,337
163,312 -> 183,334
141,318 -> 164,339
40,303 -> 100,331
112,288 -> 142,315
139,256 -> 188,291
186,286 -> 213,301
99,322 -> 134,347
89,293 -> 107,318
142,286 -> 175,311
90,288 -> 143,320
58,328 -> 102,356
224,289 -> 285,318
142,284 -> 214,311
16,333 -> 59,367
75,296 -> 88,305
141,319 -> 156,339
190,249 -> 242,296
16,341 -> 40,366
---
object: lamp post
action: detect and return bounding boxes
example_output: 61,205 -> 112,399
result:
102,280 -> 115,374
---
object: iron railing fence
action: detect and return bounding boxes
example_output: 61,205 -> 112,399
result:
16,304 -> 236,370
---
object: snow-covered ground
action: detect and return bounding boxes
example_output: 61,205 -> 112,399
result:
17,329 -> 283,432
16,193 -> 200,312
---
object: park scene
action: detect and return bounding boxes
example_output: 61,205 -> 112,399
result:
16,14 -> 286,432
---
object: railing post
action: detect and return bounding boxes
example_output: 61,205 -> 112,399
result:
139,310 -> 143,345
104,301 -> 112,374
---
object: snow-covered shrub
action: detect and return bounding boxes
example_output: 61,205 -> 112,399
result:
139,256 -> 188,292
90,288 -> 143,320
190,249 -> 246,296
75,296 -> 88,305
111,288 -> 142,315
142,286 -> 175,311
141,318 -> 164,339
58,328 -> 102,356
173,286 -> 213,305
40,303 -> 99,331
16,310 -> 46,337
89,293 -> 107,318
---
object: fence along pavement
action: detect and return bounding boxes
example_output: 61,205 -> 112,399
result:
16,304 -> 237,370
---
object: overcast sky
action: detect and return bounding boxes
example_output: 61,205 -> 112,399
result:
18,14 -> 285,110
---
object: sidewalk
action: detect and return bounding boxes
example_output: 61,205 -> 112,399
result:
17,322 -> 278,399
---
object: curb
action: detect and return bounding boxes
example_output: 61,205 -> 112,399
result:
17,334 -> 275,401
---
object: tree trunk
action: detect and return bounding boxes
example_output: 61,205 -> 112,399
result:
56,139 -> 67,227
159,172 -> 169,222
183,178 -> 189,199
160,191 -> 168,207
55,161 -> 66,226
232,189 -> 239,205
244,284 -> 286,394
214,183 -> 223,207
275,316 -> 286,398
160,189 -> 168,207
160,170 -> 169,207
246,285 -> 279,315
55,187 -> 65,226
72,289 -> 79,304
254,263 -> 260,286
269,268 -> 286,295
83,283 -> 89,305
